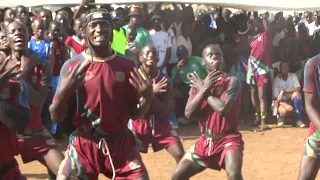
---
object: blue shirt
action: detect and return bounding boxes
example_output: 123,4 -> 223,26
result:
28,37 -> 51,61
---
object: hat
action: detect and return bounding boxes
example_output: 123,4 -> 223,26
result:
128,6 -> 141,16
176,45 -> 189,56
151,11 -> 164,21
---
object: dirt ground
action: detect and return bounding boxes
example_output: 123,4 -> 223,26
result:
18,117 -> 319,180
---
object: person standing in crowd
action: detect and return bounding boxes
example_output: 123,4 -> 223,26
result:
4,21 -> 64,179
247,13 -> 273,129
29,19 -> 53,62
0,29 -> 10,59
50,8 -> 152,179
125,25 -> 140,65
123,7 -> 152,48
172,44 -> 243,180
272,61 -> 305,127
39,9 -> 52,32
55,10 -> 72,36
298,54 -> 320,180
111,9 -> 127,55
171,46 -> 206,125
176,22 -> 193,58
0,31 -> 30,180
65,18 -> 85,54
42,21 -> 76,137
4,8 -> 16,20
128,45 -> 185,164
234,13 -> 251,122
149,11 -> 172,72
15,5 -> 27,18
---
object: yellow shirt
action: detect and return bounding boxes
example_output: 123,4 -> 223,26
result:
111,28 -> 126,55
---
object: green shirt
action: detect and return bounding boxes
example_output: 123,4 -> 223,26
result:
111,28 -> 126,55
123,25 -> 152,48
171,56 -> 207,84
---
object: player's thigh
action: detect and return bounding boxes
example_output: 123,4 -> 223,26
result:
298,155 -> 320,180
224,149 -> 243,176
279,102 -> 293,112
166,140 -> 185,162
171,152 -> 206,180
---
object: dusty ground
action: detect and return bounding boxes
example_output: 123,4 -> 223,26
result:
18,117 -> 319,180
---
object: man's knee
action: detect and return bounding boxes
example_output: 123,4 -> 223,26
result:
278,106 -> 288,115
226,169 -> 243,180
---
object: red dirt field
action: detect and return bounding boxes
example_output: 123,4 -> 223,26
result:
18,118 -> 318,180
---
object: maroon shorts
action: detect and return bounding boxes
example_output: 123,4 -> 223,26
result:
250,73 -> 270,87
58,130 -> 147,180
0,159 -> 26,180
186,133 -> 244,170
18,135 -> 59,163
128,119 -> 180,153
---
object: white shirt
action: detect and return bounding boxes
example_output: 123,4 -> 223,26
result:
167,27 -> 178,64
272,73 -> 301,99
172,22 -> 182,37
307,21 -> 320,36
176,35 -> 192,58
272,31 -> 285,47
149,29 -> 172,67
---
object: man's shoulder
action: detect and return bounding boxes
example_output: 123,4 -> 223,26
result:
305,54 -> 320,70
225,76 -> 241,88
112,54 -> 136,69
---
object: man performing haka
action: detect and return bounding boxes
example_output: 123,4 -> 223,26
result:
0,49 -> 30,180
172,44 -> 244,180
129,45 -> 185,164
298,55 -> 320,180
4,21 -> 64,179
49,8 -> 153,180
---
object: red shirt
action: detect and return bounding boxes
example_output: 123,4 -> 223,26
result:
0,78 -> 29,164
65,36 -> 86,54
188,76 -> 241,136
250,31 -> 272,68
53,52 -> 138,134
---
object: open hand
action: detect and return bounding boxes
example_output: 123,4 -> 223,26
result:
202,70 -> 222,89
57,62 -> 89,97
129,67 -> 153,99
153,77 -> 167,94
190,72 -> 203,91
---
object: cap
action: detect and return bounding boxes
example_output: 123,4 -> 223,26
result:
128,6 -> 141,16
176,45 -> 189,56
110,10 -> 125,20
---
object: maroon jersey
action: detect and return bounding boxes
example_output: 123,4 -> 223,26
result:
188,76 -> 241,136
0,78 -> 29,164
250,30 -> 272,68
53,52 -> 138,134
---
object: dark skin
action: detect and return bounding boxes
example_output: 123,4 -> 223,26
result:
16,6 -> 27,17
139,45 -> 185,163
4,9 -> 16,20
172,45 -> 243,180
49,22 -> 69,67
32,19 -> 45,41
173,49 -> 189,87
130,15 -> 141,26
39,10 -> 51,30
5,21 -> 63,177
0,31 -> 10,58
249,13 -> 269,130
73,19 -> 84,40
51,18 -> 152,180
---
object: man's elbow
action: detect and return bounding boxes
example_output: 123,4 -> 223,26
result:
49,104 -> 64,123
